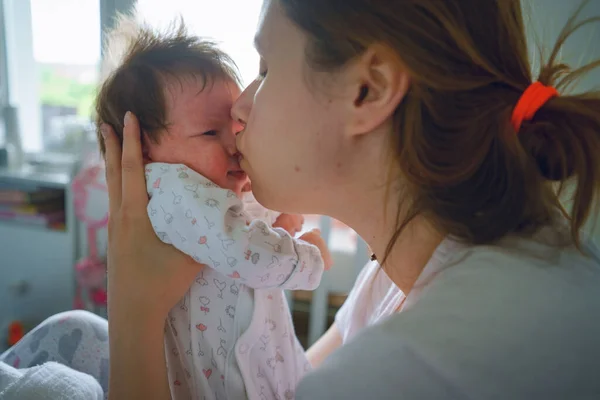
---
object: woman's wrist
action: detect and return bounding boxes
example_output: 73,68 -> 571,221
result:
108,304 -> 171,400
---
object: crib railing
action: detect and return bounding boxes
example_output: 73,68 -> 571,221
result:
286,215 -> 369,346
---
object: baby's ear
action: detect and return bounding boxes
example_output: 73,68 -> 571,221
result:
142,149 -> 152,164
141,131 -> 153,164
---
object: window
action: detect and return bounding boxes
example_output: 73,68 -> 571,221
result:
0,2 -> 8,122
30,0 -> 101,153
134,0 -> 262,85
4,0 -> 261,153
1,0 -> 367,263
2,0 -> 100,153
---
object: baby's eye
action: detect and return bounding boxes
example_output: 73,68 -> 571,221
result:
203,130 -> 217,136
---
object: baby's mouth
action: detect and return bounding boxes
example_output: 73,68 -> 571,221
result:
227,169 -> 247,181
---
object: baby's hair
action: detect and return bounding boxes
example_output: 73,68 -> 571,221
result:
95,14 -> 241,155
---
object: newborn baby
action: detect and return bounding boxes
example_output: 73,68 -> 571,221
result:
95,17 -> 331,400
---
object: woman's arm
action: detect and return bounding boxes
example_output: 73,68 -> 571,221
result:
306,323 -> 343,368
102,113 -> 204,400
108,309 -> 170,399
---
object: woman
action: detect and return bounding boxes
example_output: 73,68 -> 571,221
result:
103,0 -> 600,398
3,0 -> 600,398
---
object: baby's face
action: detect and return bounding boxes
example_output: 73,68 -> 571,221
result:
145,76 -> 248,196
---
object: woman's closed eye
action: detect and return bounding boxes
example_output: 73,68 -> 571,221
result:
258,58 -> 268,80
201,130 -> 218,136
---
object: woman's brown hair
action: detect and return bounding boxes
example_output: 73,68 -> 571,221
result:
279,0 -> 600,260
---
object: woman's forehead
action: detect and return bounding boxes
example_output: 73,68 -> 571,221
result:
254,1 -> 273,55
254,0 -> 296,56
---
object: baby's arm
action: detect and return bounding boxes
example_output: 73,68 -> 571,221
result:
273,213 -> 304,236
242,190 -> 281,226
146,163 -> 325,290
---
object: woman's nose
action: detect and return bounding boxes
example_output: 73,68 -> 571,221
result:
231,80 -> 258,127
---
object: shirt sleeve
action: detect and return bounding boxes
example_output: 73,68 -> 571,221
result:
146,162 -> 324,290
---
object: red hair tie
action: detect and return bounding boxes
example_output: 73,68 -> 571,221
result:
511,82 -> 559,132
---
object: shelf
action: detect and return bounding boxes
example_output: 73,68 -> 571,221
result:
0,164 -> 73,189
0,218 -> 67,233
0,158 -> 77,351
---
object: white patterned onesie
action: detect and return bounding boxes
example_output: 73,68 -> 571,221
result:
146,163 -> 324,400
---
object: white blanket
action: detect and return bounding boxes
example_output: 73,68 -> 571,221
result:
0,361 -> 103,399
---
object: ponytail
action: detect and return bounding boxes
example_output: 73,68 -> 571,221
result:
519,3 -> 600,244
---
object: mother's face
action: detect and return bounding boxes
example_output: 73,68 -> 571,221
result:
232,0 -> 349,214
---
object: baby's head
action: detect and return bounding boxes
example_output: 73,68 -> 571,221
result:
96,16 -> 249,195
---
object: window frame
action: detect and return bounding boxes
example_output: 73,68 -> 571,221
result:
0,0 -> 136,154
0,0 -> 8,112
2,0 -> 41,151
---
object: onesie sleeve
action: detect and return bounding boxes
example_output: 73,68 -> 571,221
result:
241,190 -> 281,226
146,162 -> 324,290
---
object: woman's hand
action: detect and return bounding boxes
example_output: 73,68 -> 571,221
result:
103,112 -> 204,400
103,112 -> 204,320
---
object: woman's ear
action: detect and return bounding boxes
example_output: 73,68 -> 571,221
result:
344,44 -> 410,137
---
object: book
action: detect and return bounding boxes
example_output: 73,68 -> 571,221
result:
0,199 -> 64,214
0,189 -> 64,205
0,209 -> 65,227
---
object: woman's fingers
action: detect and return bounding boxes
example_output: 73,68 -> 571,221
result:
101,123 -> 122,215
120,112 -> 149,211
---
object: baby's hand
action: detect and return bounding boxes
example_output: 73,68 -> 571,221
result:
273,213 -> 304,236
299,229 -> 333,270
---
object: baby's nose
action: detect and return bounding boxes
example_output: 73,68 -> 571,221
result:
231,151 -> 243,164
223,134 -> 239,156
233,119 -> 244,136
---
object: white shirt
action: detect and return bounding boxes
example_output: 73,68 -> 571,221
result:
335,239 -> 465,344
299,222 -> 600,399
146,163 -> 324,400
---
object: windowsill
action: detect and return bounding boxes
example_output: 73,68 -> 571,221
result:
25,151 -> 79,169
0,155 -> 77,188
